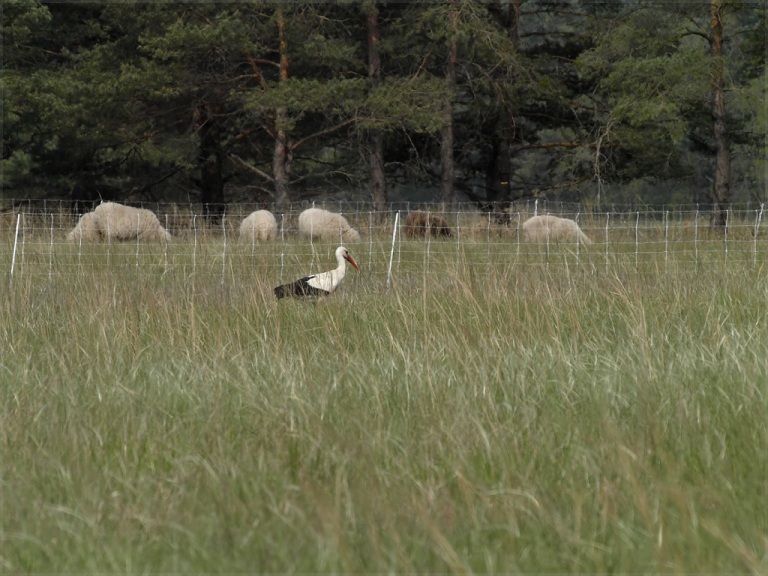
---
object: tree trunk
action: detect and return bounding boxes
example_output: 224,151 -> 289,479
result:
197,103 -> 225,224
273,121 -> 291,213
366,2 -> 387,212
484,0 -> 519,209
485,128 -> 511,206
272,8 -> 291,213
439,103 -> 455,208
439,5 -> 458,208
709,0 -> 731,230
370,132 -> 387,212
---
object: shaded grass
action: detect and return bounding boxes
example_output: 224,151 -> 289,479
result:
1,239 -> 766,573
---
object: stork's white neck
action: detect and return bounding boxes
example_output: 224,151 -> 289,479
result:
306,248 -> 349,293
334,249 -> 348,276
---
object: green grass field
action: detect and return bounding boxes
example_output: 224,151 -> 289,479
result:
2,231 -> 766,573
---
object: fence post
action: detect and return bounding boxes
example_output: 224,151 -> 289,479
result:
754,203 -> 764,268
694,207 -> 699,267
164,214 -> 169,274
20,213 -> 26,275
487,211 -> 492,262
106,215 -> 111,268
634,211 -> 640,271
280,213 -> 285,281
136,213 -> 141,271
664,210 -> 669,273
221,214 -> 227,286
425,211 -> 431,276
192,214 -> 198,276
545,213 -> 551,268
19,212 -> 27,274
456,211 -> 461,270
49,213 -> 54,282
309,212 -> 315,264
10,213 -> 21,288
386,211 -> 400,290
77,216 -> 83,275
397,211 -> 402,268
575,211 -> 581,265
604,213 -> 610,274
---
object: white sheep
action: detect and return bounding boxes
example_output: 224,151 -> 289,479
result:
522,215 -> 592,245
66,202 -> 171,242
298,208 -> 360,242
239,210 -> 277,243
66,211 -> 101,243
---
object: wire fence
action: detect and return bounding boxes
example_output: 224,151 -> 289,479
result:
2,202 -> 766,291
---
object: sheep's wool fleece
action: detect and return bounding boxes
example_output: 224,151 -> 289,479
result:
66,211 -> 101,243
522,215 -> 591,245
298,208 -> 360,242
404,211 -> 452,237
66,202 -> 170,242
240,210 -> 277,242
93,202 -> 171,242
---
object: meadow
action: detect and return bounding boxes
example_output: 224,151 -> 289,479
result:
1,209 -> 766,573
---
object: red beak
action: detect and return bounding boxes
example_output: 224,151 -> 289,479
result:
345,255 -> 359,270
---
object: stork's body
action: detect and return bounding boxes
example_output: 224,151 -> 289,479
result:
274,246 -> 359,300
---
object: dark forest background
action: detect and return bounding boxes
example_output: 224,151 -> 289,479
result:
2,1 -> 765,222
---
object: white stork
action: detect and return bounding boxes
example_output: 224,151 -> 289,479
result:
274,246 -> 359,300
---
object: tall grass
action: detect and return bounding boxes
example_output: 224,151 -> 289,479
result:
2,235 -> 766,573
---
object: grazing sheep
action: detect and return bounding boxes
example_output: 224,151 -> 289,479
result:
522,215 -> 591,245
93,202 -> 171,242
298,208 -> 360,242
66,211 -> 101,243
66,202 -> 171,242
240,210 -> 277,243
404,211 -> 453,238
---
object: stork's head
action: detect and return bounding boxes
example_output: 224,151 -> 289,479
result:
337,246 -> 359,270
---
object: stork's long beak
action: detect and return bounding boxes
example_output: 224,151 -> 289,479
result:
345,255 -> 360,270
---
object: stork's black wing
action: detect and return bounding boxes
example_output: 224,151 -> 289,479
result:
274,275 -> 330,299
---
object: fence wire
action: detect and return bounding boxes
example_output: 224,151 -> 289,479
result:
2,204 -> 766,292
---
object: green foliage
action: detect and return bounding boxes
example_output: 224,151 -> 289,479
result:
575,3 -> 766,197
730,71 -> 767,199
1,150 -> 36,188
579,10 -> 701,138
1,1 -> 765,206
595,46 -> 709,141
363,77 -> 448,133
1,0 -> 53,67
243,78 -> 368,117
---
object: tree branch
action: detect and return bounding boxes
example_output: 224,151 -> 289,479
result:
244,52 -> 272,90
229,153 -> 274,182
291,117 -> 358,151
681,28 -> 712,42
513,140 -> 595,151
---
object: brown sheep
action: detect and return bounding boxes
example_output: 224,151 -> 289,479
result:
404,211 -> 453,238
